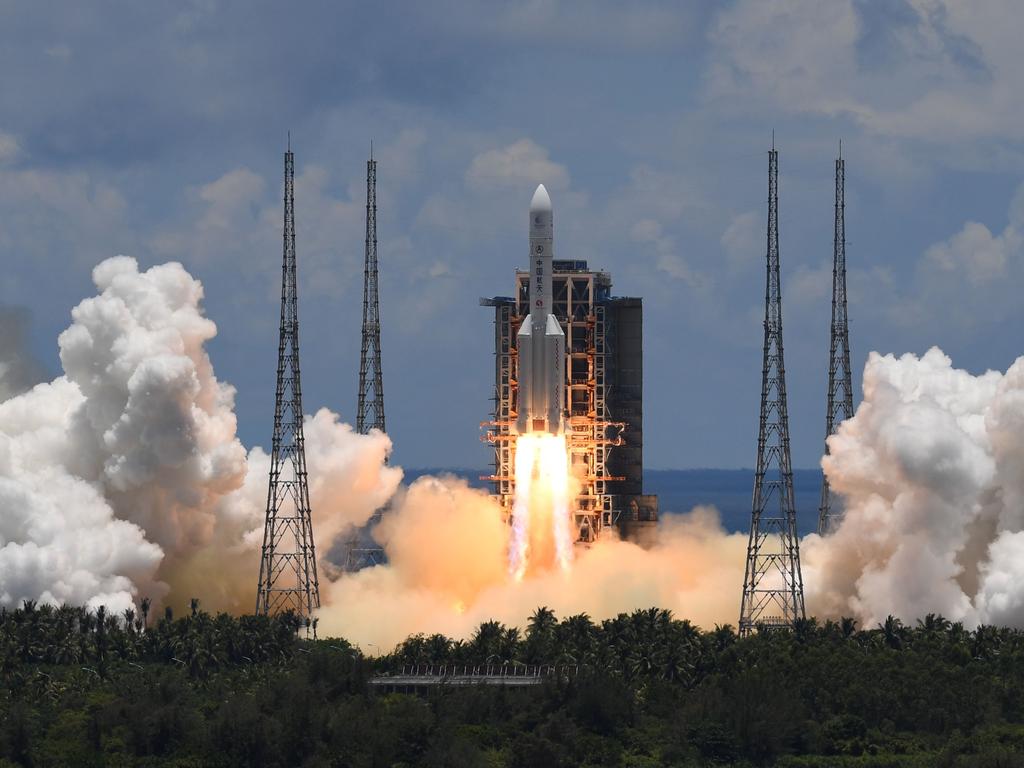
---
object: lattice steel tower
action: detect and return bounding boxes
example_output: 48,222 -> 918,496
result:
357,146 -> 385,434
817,146 -> 854,535
739,143 -> 805,636
256,140 -> 321,617
346,146 -> 387,571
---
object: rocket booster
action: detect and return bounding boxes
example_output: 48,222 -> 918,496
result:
516,184 -> 565,435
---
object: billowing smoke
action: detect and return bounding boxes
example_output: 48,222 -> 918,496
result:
7,255 -> 1024,648
804,348 -> 1024,628
317,486 -> 747,649
0,256 -> 399,615
320,345 -> 1024,649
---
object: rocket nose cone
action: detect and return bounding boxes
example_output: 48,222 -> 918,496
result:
530,184 -> 552,214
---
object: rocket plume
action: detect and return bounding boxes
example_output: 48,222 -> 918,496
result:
510,433 -> 573,579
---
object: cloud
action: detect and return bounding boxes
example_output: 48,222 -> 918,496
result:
706,0 -> 1024,146
152,162 -> 364,300
707,0 -> 860,117
631,218 -> 708,290
0,132 -> 19,164
896,181 -> 1024,331
466,139 -> 570,192
721,210 -> 762,271
924,221 -> 1019,285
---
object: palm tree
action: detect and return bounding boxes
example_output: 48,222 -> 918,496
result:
425,634 -> 452,664
525,607 -> 558,662
471,620 -> 504,662
916,613 -> 951,638
879,615 -> 904,650
140,598 -> 151,632
527,607 -> 557,638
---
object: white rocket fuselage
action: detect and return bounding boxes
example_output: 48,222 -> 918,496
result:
516,184 -> 565,435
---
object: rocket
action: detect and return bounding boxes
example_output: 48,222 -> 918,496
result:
516,184 -> 565,435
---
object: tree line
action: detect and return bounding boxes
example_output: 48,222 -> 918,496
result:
2,601 -> 1024,766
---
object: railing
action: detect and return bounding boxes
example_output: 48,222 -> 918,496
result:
370,663 -> 579,688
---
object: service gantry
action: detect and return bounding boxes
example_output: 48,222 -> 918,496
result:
345,146 -> 388,571
483,261 -> 658,545
817,145 -> 854,535
255,139 -> 321,617
739,143 -> 806,636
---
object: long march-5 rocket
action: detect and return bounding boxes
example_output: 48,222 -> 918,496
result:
516,184 -> 565,435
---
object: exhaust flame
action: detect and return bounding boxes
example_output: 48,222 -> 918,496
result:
510,433 -> 573,579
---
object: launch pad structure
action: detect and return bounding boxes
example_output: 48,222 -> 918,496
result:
483,260 -> 658,545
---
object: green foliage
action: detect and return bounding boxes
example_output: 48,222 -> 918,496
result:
3,603 -> 1024,766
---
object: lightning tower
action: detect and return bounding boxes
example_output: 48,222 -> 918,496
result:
357,146 -> 385,435
256,139 -> 321,617
817,146 -> 854,534
346,146 -> 387,570
739,142 -> 805,636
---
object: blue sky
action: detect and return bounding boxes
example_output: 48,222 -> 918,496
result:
2,1 -> 1023,469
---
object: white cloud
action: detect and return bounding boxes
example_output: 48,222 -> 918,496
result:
706,0 -> 1024,145
198,167 -> 265,209
152,163 -> 364,299
788,261 -> 832,304
0,133 -> 18,164
859,182 -> 1024,333
465,139 -> 570,192
631,217 -> 708,291
924,220 -> 1019,285
721,209 -> 761,271
707,0 -> 860,117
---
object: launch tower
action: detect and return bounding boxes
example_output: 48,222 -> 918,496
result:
483,254 -> 658,544
817,146 -> 854,535
255,140 -> 321,617
738,144 -> 805,635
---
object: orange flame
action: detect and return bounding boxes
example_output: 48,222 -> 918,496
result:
510,433 -> 573,579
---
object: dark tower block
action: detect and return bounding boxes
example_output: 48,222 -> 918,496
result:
346,148 -> 387,571
739,145 -> 805,636
817,147 -> 854,535
256,141 -> 321,617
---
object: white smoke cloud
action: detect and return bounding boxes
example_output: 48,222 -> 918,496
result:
8,253 -> 1024,647
805,347 -> 1024,628
0,256 -> 400,614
